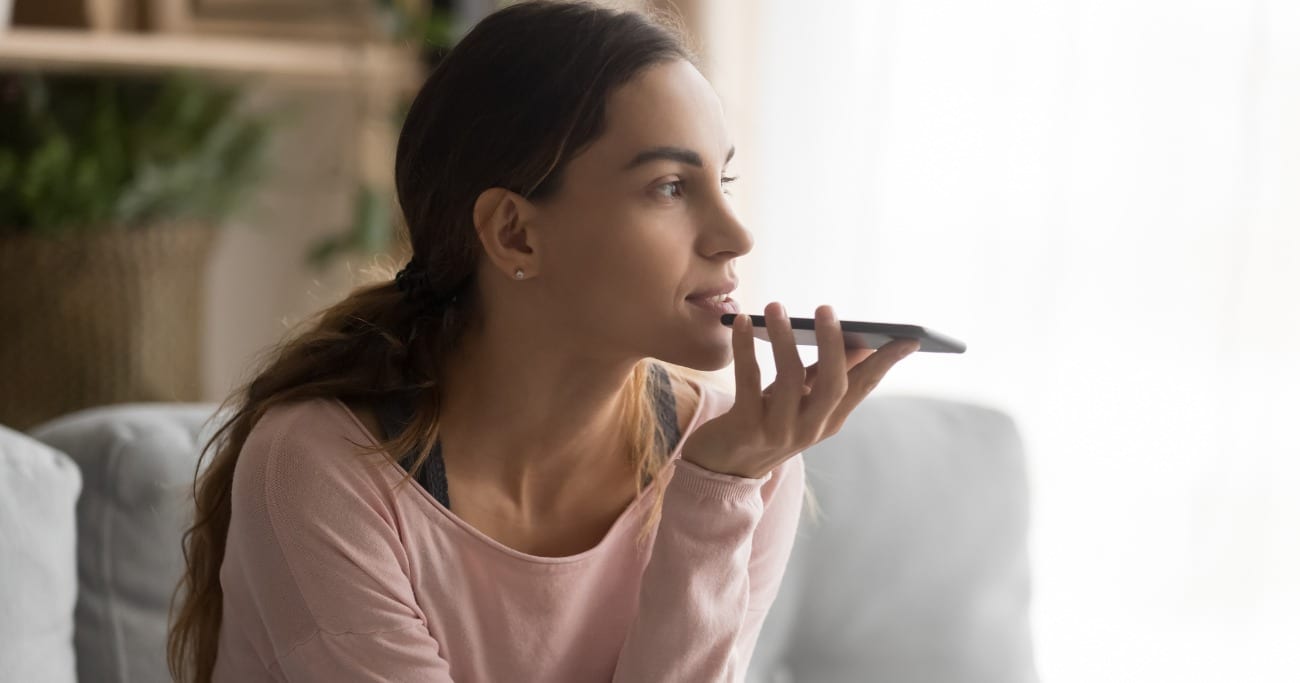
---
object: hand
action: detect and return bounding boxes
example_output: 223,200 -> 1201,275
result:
680,302 -> 921,479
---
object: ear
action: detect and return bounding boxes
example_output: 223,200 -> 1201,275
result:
472,187 -> 539,280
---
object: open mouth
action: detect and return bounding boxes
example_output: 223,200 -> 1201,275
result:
685,294 -> 740,316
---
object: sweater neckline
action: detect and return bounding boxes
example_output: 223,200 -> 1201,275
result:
333,376 -> 711,565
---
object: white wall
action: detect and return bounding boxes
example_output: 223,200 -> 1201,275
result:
202,85 -> 373,402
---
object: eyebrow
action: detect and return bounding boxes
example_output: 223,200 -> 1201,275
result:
623,145 -> 736,171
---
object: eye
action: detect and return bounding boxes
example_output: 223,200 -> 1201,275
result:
654,175 -> 741,201
654,180 -> 685,200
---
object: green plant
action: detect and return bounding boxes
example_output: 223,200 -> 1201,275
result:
376,0 -> 457,50
0,71 -> 271,238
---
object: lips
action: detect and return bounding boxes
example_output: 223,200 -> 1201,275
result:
686,278 -> 740,317
686,280 -> 739,300
686,294 -> 741,316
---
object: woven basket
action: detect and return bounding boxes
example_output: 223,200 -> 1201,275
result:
0,222 -> 216,430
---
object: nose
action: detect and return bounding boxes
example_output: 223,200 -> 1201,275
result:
701,201 -> 754,260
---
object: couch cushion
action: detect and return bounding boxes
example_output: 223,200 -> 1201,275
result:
0,424 -> 82,683
747,395 -> 1039,683
30,403 -> 223,683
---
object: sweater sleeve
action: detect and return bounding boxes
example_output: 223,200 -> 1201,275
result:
221,414 -> 456,682
612,451 -> 806,682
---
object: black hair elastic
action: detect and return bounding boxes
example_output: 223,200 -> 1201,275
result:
394,261 -> 463,308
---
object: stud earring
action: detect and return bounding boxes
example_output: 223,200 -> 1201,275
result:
514,268 -> 525,280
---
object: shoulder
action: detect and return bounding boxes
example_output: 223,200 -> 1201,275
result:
655,366 -> 735,439
236,398 -> 396,512
243,398 -> 367,464
690,377 -> 737,424
653,368 -> 742,440
224,400 -> 425,639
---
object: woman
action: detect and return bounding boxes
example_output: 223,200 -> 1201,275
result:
168,2 -> 920,681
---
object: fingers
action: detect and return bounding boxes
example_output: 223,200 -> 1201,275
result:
803,305 -> 848,418
731,313 -> 762,417
763,301 -> 806,425
802,346 -> 871,393
846,338 -> 919,395
844,346 -> 874,368
825,337 -> 920,432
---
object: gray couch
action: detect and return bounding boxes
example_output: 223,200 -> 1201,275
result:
0,395 -> 1038,682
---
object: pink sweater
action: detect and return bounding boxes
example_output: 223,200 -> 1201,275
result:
212,381 -> 805,682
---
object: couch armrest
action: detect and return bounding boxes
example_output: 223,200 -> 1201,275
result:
1,424 -> 82,683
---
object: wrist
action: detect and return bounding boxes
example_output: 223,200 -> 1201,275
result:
680,447 -> 761,479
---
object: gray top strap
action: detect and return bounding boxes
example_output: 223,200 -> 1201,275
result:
376,364 -> 681,510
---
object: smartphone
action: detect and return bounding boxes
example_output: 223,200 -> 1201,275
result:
719,314 -> 966,354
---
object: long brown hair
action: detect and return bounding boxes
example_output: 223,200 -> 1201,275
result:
167,2 -> 815,681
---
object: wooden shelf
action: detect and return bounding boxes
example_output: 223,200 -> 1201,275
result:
0,28 -> 424,86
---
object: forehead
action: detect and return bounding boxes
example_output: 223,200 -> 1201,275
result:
581,59 -> 732,171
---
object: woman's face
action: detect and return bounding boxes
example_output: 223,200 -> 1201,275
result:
521,58 -> 754,372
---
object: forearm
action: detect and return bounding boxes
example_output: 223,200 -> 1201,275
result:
611,458 -> 770,682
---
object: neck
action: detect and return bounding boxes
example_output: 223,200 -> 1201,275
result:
434,315 -> 642,515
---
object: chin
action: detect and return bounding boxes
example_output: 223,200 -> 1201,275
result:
656,336 -> 734,373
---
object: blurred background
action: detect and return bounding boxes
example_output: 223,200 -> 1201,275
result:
1,1 -> 1296,682
736,2 -> 1298,682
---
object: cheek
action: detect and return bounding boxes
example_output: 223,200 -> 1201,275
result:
610,230 -> 688,296
578,244 -> 680,313
544,206 -> 692,309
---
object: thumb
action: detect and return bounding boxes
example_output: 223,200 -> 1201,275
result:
804,347 -> 873,385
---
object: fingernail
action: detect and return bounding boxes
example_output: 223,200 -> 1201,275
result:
778,303 -> 787,319
736,314 -> 749,330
